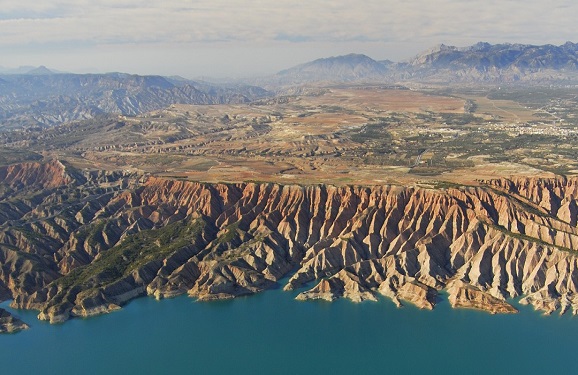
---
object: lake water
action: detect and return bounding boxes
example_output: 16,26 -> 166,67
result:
1,287 -> 577,375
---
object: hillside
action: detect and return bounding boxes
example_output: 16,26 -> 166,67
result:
1,160 -> 578,327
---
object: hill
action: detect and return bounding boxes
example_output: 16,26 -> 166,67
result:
0,73 -> 270,129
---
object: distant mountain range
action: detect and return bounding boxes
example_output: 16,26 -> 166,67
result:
2,41 -> 578,129
401,41 -> 578,83
0,73 -> 270,129
264,42 -> 578,86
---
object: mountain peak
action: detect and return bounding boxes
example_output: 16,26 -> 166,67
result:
275,53 -> 388,84
297,53 -> 379,68
406,41 -> 578,74
26,65 -> 54,75
463,41 -> 492,52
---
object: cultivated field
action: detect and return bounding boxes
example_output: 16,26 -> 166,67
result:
1,85 -> 576,186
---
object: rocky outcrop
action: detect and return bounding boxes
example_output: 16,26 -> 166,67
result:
2,160 -> 578,326
447,280 -> 517,314
396,281 -> 437,310
296,272 -> 377,303
0,159 -> 72,191
0,308 -> 29,333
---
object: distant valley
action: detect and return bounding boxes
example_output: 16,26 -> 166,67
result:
2,42 -> 578,130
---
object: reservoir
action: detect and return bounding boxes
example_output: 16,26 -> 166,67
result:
1,287 -> 576,374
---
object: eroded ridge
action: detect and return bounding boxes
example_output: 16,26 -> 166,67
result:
1,161 -> 578,325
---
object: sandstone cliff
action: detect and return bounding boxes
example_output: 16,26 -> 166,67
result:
2,161 -> 578,326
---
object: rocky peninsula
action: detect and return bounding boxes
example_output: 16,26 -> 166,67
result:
0,308 -> 29,333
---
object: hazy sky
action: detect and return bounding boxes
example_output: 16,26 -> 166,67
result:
1,0 -> 576,78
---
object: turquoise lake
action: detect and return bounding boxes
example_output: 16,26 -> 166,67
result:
1,286 -> 577,375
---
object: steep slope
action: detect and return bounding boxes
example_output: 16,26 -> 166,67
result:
2,161 -> 578,328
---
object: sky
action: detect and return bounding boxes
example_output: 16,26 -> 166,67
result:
1,0 -> 577,78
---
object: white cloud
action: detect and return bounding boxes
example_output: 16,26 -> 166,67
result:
1,0 -> 576,76
1,0 -> 576,46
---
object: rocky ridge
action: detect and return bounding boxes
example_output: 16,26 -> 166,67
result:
403,42 -> 578,82
1,161 -> 578,328
0,308 -> 29,333
262,42 -> 578,86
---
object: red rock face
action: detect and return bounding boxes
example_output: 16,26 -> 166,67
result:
0,160 -> 72,189
2,161 -> 578,324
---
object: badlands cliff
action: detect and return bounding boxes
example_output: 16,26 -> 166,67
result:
1,160 -> 578,327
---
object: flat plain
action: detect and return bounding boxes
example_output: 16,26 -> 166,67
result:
2,84 -> 575,185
